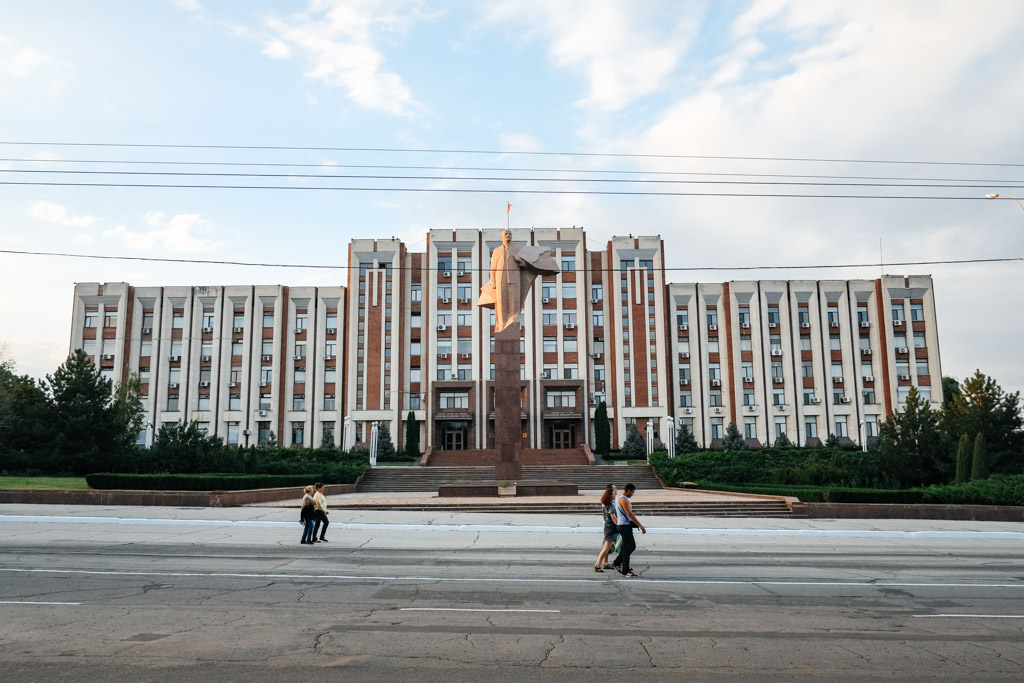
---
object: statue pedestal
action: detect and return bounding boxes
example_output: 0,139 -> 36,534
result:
493,331 -> 523,482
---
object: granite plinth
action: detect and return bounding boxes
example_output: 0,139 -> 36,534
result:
438,481 -> 579,498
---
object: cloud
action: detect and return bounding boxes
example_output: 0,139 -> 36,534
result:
0,34 -> 63,97
103,212 -> 221,252
28,201 -> 99,228
173,0 -> 203,13
481,0 -> 700,112
261,0 -> 425,116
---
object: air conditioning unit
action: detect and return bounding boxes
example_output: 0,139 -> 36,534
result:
680,351 -> 690,359
141,327 -> 151,334
203,326 -> 214,333
709,324 -> 718,331
437,324 -> 447,331
747,405 -> 757,412
565,323 -> 576,329
679,379 -> 689,387
589,397 -> 596,406
168,382 -> 179,389
683,407 -> 693,414
591,352 -> 602,359
860,321 -> 871,328
812,397 -> 822,404
259,381 -> 268,387
457,269 -> 466,277
199,381 -> 210,388
800,322 -> 811,328
743,376 -> 753,383
862,348 -> 872,355
741,322 -> 751,329
899,374 -> 911,381
769,322 -> 778,328
897,347 -> 909,354
294,327 -> 304,334
441,271 -> 451,278
711,379 -> 721,387
714,407 -> 723,413
678,324 -> 688,331
773,376 -> 784,384
894,320 -> 904,326
258,410 -> 268,417
440,353 -> 449,359
865,375 -> 875,382
295,366 -> 305,372
450,373 -> 458,380
542,370 -> 552,379
542,298 -> 550,304
771,348 -> 783,356
834,376 -> 844,383
228,381 -> 237,388
841,397 -> 852,404
202,355 -> 212,362
592,298 -> 601,304
233,326 -> 244,333
293,354 -> 303,360
101,354 -> 114,360
778,404 -> 787,411
461,353 -> 471,359
830,321 -> 839,328
441,298 -> 451,304
326,327 -> 337,335
169,355 -> 180,362
323,354 -> 334,360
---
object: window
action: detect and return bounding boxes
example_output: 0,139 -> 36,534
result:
833,387 -> 845,404
167,395 -> 179,411
171,311 -> 183,329
710,390 -> 722,406
592,310 -> 604,327
563,364 -> 579,380
84,310 -> 98,328
767,306 -> 779,326
773,389 -> 785,406
800,335 -> 812,351
324,368 -> 336,383
803,389 -> 816,405
862,361 -> 873,378
914,331 -> 926,348
710,418 -> 724,439
325,341 -> 337,357
323,394 -> 335,410
891,302 -> 905,322
229,394 -> 241,410
198,394 -> 210,411
680,391 -> 691,407
830,333 -> 841,351
775,417 -> 787,438
771,361 -> 783,379
437,256 -> 452,275
863,388 -> 876,404
865,415 -> 878,437
916,358 -> 929,376
897,386 -> 911,403
439,392 -> 469,409
857,304 -> 869,324
293,394 -> 305,411
457,364 -> 471,381
740,334 -> 751,351
168,368 -> 181,385
139,340 -> 153,358
834,416 -> 848,438
827,305 -> 839,325
546,390 -> 576,408
203,312 -> 215,329
232,340 -> 243,356
805,417 -> 818,439
831,361 -> 843,378
707,336 -> 719,353
226,422 -> 239,445
743,389 -> 755,406
860,335 -> 871,351
706,310 -> 718,327
322,422 -> 335,445
918,387 -> 932,402
294,368 -> 306,384
263,310 -> 275,328
436,365 -> 452,381
295,312 -> 307,331
744,418 -> 757,439
802,361 -> 814,378
896,359 -> 910,376
910,303 -> 924,321
563,338 -> 578,353
561,255 -> 576,272
592,284 -> 603,301
437,284 -> 452,300
798,309 -> 810,325
676,309 -> 688,327
457,256 -> 471,276
708,363 -> 720,381
741,361 -> 753,379
292,422 -> 304,446
259,394 -> 272,411
260,367 -> 273,383
563,312 -> 577,326
561,282 -> 576,299
105,311 -> 119,328
738,306 -> 750,326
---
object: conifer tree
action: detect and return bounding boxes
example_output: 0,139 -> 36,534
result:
675,422 -> 700,453
621,424 -> 646,459
376,421 -> 396,461
594,401 -> 611,455
970,432 -> 989,481
954,433 -> 970,484
722,421 -> 746,451
404,411 -> 420,459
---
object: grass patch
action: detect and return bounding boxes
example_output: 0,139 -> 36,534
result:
0,477 -> 91,490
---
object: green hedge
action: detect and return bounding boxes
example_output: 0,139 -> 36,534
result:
920,475 -> 1024,506
650,449 -> 891,489
86,472 -> 358,491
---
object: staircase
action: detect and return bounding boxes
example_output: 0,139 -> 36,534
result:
424,448 -> 590,467
357,464 -> 664,493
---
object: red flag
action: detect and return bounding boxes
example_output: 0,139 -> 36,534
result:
506,202 -> 512,214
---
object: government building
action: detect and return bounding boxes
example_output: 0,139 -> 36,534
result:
69,228 -> 943,453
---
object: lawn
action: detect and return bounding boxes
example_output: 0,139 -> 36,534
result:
0,477 -> 91,490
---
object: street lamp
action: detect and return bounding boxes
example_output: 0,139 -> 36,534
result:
985,193 -> 1024,215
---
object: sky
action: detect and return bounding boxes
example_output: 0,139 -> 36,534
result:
1,0 -> 1023,400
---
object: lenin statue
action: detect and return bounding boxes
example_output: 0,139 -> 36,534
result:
478,228 -> 560,335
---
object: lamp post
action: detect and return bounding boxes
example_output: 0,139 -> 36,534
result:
666,416 -> 676,459
645,421 -> 654,463
985,193 -> 1024,215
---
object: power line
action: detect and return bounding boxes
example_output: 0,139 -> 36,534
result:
0,180 -> 994,199
3,157 -> 1023,185
3,168 -> 1021,190
3,139 -> 1023,168
2,248 -> 1019,272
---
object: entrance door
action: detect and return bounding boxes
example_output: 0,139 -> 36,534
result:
552,425 -> 574,449
442,422 -> 466,450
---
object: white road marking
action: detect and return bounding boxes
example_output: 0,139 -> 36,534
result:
1,568 -> 1021,590
913,614 -> 1024,619
401,608 -> 559,613
0,600 -> 81,605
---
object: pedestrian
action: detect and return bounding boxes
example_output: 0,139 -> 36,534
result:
594,484 -> 618,572
299,486 -> 316,545
611,483 -> 646,577
312,482 -> 330,543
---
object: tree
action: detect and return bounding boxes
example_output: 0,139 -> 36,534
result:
941,376 -> 961,408
773,432 -> 794,449
320,430 -> 336,449
941,371 -> 1024,474
594,401 -> 611,455
0,362 -> 56,471
954,433 -> 970,484
877,386 -> 949,486
376,421 -> 396,461
148,420 -> 232,474
404,411 -> 420,459
970,432 -> 989,481
42,350 -> 140,475
825,433 -> 842,449
722,422 -> 746,451
675,422 -> 700,454
621,424 -> 646,459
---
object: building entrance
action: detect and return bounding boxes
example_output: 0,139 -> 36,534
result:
440,421 -> 467,450
551,424 -> 575,449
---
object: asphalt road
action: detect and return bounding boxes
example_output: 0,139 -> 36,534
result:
1,508 -> 1023,682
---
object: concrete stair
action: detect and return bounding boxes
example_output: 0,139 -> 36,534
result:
425,448 -> 590,467
357,464 -> 664,493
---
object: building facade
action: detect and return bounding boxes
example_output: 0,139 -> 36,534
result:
70,228 -> 943,452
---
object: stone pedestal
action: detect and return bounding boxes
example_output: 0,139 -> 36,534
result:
493,330 -> 523,482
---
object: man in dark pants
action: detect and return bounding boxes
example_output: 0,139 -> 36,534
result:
612,483 -> 646,577
312,482 -> 329,542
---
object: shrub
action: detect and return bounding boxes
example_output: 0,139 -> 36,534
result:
921,475 -> 1024,506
